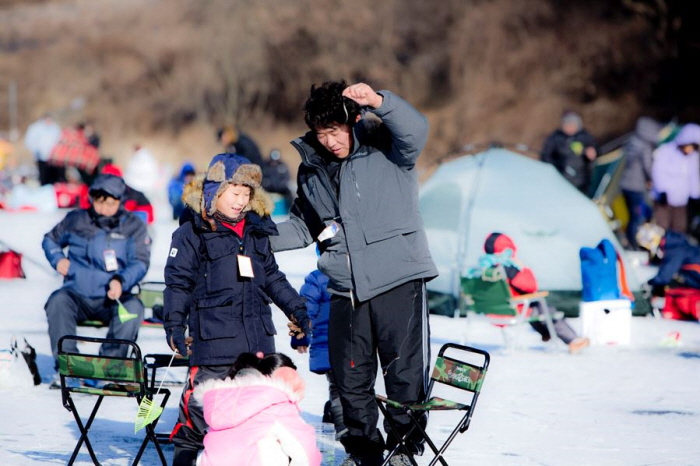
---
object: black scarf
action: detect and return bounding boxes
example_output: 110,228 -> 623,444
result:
213,210 -> 247,226
88,207 -> 121,230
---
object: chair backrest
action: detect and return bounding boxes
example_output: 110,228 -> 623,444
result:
430,343 -> 489,394
461,266 -> 515,316
428,343 -> 490,433
139,281 -> 165,310
57,336 -> 146,386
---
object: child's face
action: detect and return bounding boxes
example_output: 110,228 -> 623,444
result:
215,184 -> 251,217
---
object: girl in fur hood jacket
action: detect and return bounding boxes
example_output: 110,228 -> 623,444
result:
194,352 -> 321,466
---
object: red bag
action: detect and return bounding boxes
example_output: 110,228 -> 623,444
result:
662,288 -> 700,321
0,250 -> 26,279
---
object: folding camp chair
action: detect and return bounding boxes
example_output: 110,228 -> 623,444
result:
376,343 -> 490,466
460,265 -> 561,350
139,281 -> 166,327
57,335 -> 170,465
77,281 -> 164,329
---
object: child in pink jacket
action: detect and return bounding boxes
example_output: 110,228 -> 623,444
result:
194,352 -> 321,466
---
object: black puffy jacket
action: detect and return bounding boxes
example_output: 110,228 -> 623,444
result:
541,128 -> 597,193
164,210 -> 306,367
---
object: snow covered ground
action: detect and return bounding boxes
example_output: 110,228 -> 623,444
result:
1,205 -> 700,466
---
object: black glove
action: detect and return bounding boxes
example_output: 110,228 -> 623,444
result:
290,309 -> 312,340
165,325 -> 188,356
657,192 -> 668,205
647,281 -> 666,297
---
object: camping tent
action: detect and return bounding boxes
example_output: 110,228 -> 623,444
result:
419,148 -> 645,315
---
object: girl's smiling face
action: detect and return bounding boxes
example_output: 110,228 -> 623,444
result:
215,183 -> 251,217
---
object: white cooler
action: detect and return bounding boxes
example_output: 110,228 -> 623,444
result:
579,299 -> 632,346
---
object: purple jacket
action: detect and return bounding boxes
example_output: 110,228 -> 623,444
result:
652,124 -> 700,206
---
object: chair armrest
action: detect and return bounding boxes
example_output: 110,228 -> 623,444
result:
511,291 -> 549,302
461,293 -> 475,306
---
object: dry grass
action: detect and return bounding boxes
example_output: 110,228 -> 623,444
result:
0,0 -> 676,173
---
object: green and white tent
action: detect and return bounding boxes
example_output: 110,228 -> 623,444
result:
419,147 -> 646,316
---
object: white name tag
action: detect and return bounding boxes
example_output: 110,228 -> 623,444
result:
237,254 -> 255,278
103,249 -> 118,272
318,221 -> 339,242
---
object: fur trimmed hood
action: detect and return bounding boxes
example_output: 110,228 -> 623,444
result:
181,153 -> 273,220
193,371 -> 303,405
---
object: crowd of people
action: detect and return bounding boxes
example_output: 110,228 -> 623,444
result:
31,81 -> 432,466
17,79 -> 700,466
541,109 -> 700,254
541,109 -> 700,314
4,114 -> 295,224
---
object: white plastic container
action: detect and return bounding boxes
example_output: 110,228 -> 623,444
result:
579,299 -> 632,345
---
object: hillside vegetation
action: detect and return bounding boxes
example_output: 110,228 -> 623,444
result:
0,0 -> 697,174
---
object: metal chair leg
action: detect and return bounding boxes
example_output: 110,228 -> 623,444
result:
67,395 -> 104,466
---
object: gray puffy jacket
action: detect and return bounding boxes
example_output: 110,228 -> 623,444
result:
271,91 -> 438,301
620,116 -> 662,192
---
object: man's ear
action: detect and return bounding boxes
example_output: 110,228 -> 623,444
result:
355,114 -> 362,123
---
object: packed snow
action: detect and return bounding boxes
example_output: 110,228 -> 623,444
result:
1,203 -> 700,466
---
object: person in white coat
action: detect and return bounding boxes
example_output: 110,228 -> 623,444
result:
651,123 -> 700,234
23,114 -> 62,185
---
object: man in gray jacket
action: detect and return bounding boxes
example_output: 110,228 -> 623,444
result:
272,81 -> 437,466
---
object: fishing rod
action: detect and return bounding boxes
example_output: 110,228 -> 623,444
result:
0,239 -> 59,277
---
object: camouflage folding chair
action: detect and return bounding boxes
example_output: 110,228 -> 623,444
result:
57,335 -> 170,465
376,343 -> 490,466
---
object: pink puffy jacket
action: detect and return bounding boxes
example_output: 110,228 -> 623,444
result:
194,371 -> 321,466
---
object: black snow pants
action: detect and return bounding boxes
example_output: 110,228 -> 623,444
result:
328,279 -> 430,458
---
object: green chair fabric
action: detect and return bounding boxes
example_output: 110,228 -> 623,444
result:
460,266 -> 560,349
461,267 -> 515,317
138,281 -> 165,310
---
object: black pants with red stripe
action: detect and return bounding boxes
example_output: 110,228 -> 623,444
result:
328,279 -> 430,458
171,365 -> 230,466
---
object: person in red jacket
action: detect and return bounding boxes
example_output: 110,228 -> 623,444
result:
78,163 -> 154,224
481,232 -> 590,354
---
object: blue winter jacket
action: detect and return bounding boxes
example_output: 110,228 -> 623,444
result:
164,209 -> 307,367
649,231 -> 700,288
42,208 -> 151,298
291,270 -> 331,374
168,162 -> 196,219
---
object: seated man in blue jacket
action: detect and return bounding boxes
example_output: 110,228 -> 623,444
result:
42,173 -> 151,387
